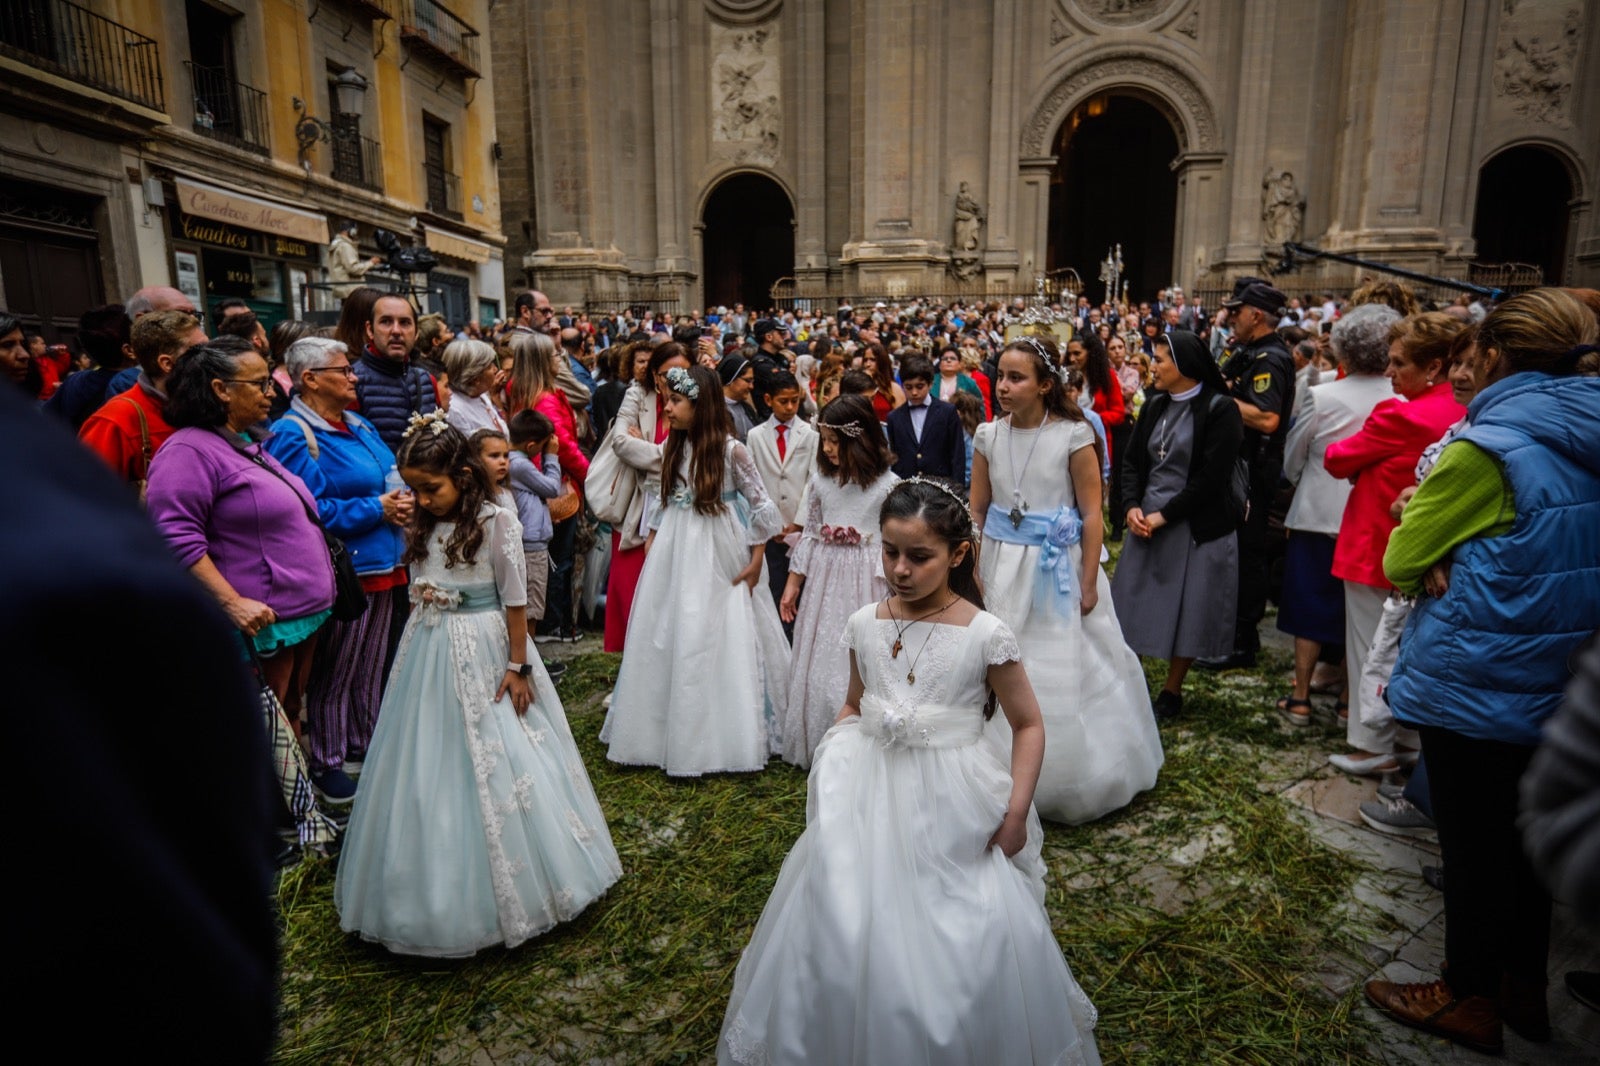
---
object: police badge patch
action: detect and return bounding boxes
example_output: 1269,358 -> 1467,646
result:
1253,373 -> 1271,393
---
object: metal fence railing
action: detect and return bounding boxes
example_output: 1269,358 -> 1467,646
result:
185,61 -> 268,154
0,0 -> 165,111
399,0 -> 479,77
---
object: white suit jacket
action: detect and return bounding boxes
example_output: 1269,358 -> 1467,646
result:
747,416 -> 818,527
1282,373 -> 1396,536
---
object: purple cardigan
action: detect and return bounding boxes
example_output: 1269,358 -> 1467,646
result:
146,426 -> 336,620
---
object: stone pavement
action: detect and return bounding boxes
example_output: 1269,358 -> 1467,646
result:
1255,630 -> 1600,1064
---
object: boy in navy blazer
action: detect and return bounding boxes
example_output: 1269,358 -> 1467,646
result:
887,355 -> 966,483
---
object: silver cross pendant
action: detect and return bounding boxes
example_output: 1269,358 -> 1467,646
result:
1008,506 -> 1024,528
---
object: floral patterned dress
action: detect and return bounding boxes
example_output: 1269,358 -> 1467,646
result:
335,502 -> 621,956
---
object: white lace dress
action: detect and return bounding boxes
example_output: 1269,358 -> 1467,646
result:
976,418 -> 1164,824
720,605 -> 1101,1065
334,503 -> 621,956
602,438 -> 791,774
781,469 -> 899,767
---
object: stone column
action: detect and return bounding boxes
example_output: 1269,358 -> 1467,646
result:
982,0 -> 1022,287
1015,156 -> 1055,283
1172,153 -> 1227,291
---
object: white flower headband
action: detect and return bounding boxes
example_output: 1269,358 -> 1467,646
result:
403,408 -> 451,441
665,366 -> 700,400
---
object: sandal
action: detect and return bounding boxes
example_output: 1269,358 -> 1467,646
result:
1276,695 -> 1313,727
1334,698 -> 1349,725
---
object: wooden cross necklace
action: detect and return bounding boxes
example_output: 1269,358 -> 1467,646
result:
887,595 -> 959,685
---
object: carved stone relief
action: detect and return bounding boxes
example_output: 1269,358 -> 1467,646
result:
1020,53 -> 1218,157
1261,169 -> 1305,252
1072,0 -> 1181,28
1491,3 -> 1582,127
711,21 -> 781,165
1176,8 -> 1199,39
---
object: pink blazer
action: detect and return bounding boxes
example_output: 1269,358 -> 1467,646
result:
1324,382 -> 1466,589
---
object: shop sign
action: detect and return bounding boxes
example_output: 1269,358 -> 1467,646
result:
174,179 -> 329,245
174,211 -> 254,251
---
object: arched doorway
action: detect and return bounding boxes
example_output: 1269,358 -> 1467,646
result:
701,173 -> 793,311
1472,146 -> 1573,284
1047,95 -> 1179,304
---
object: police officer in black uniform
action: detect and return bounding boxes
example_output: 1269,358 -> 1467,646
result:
1198,280 -> 1295,670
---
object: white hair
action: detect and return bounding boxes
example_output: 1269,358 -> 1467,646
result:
1330,303 -> 1401,375
284,336 -> 349,381
441,337 -> 497,386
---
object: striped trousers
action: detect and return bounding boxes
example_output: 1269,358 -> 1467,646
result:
303,586 -> 400,773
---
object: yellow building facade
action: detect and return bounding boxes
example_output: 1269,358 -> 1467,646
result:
1,0 -> 506,340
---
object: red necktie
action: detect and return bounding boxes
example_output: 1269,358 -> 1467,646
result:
776,423 -> 788,461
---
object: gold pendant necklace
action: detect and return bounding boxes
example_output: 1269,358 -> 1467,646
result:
890,595 -> 959,684
887,595 -> 958,660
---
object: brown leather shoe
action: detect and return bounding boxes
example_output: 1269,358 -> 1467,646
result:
1364,978 -> 1504,1055
1500,973 -> 1551,1042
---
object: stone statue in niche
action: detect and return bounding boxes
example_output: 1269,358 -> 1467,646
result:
950,183 -> 986,281
1261,169 -> 1305,250
1492,6 -> 1580,126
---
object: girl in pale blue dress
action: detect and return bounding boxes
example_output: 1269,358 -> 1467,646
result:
335,413 -> 620,957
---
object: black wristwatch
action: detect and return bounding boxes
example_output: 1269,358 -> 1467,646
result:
507,661 -> 532,678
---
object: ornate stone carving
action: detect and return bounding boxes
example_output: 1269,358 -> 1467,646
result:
1176,8 -> 1199,38
703,0 -> 783,26
1050,16 -> 1071,44
950,182 -> 985,281
1073,0 -> 1181,27
1261,169 -> 1305,249
1492,4 -> 1581,127
711,21 -> 781,165
1020,53 -> 1218,157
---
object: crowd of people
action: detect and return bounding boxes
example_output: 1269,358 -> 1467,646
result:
6,268 -> 1598,1063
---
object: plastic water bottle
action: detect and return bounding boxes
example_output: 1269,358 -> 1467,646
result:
384,465 -> 407,496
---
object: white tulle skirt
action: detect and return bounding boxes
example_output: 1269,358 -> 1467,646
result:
719,720 -> 1099,1066
981,539 -> 1163,824
602,503 -> 791,775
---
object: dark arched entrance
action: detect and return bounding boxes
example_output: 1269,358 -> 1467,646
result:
1472,146 -> 1573,284
1047,95 -> 1179,304
702,173 -> 793,311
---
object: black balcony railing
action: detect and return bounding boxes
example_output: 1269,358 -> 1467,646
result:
333,0 -> 394,20
331,126 -> 384,193
422,162 -> 461,219
0,0 -> 165,111
399,0 -> 479,78
185,61 -> 268,154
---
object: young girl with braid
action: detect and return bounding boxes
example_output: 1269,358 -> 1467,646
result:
335,413 -> 619,957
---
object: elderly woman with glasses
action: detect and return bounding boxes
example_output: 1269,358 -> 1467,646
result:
147,337 -> 336,735
262,336 -> 412,804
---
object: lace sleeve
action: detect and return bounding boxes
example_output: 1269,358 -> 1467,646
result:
985,617 -> 1022,666
731,440 -> 783,543
788,475 -> 827,577
488,505 -> 529,609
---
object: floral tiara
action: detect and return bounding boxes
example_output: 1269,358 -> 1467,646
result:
403,408 -> 452,441
826,420 -> 865,439
665,365 -> 700,400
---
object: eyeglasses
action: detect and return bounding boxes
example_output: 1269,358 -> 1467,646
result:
179,308 -> 204,324
310,364 -> 357,378
534,306 -> 555,315
223,377 -> 272,392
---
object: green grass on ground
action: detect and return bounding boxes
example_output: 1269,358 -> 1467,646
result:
273,634 -> 1374,1065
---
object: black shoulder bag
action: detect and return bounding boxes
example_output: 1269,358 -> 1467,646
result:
243,444 -> 369,623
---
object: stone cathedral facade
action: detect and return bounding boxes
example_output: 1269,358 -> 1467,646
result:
491,0 -> 1599,308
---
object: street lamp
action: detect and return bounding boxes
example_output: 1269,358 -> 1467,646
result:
293,68 -> 369,167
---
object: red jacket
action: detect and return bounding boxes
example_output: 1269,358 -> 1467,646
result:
531,390 -> 590,485
78,382 -> 176,486
1324,382 -> 1466,589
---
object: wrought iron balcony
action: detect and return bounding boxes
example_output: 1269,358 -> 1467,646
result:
331,126 -> 385,194
422,161 -> 461,220
332,0 -> 394,20
185,61 -> 268,155
399,0 -> 480,79
0,0 -> 165,111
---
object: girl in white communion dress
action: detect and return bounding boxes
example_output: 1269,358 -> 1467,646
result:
719,478 -> 1100,1066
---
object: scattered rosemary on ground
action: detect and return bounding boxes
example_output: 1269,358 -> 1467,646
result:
274,564 -> 1374,1062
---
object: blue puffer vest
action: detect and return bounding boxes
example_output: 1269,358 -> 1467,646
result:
353,348 -> 437,453
1389,371 -> 1600,746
